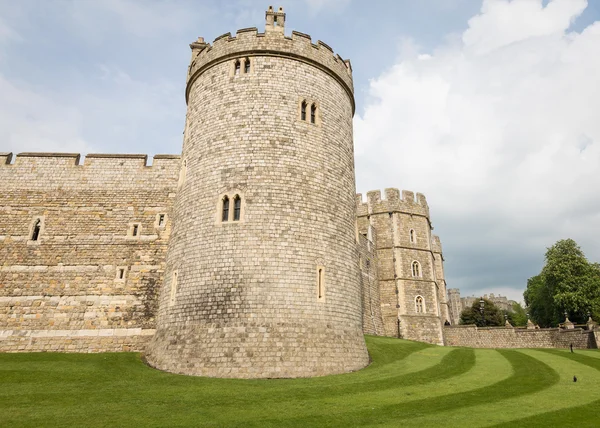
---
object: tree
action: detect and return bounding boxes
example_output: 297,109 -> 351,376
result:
524,239 -> 600,327
524,274 -> 558,327
506,302 -> 527,327
459,298 -> 504,327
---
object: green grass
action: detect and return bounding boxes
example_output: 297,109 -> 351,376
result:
1,336 -> 599,427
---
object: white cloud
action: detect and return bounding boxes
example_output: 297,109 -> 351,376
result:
463,0 -> 587,54
355,0 -> 600,298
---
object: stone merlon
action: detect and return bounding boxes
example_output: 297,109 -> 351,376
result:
356,188 -> 430,218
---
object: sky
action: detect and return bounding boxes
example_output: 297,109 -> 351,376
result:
1,0 -> 599,304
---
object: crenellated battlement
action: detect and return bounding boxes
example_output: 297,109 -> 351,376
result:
0,152 -> 181,190
0,152 -> 180,168
186,6 -> 354,113
356,188 -> 430,218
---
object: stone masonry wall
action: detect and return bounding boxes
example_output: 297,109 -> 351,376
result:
444,325 -> 597,349
0,152 -> 179,352
358,226 -> 384,336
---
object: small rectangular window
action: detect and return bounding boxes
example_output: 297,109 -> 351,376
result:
132,224 -> 139,236
115,267 -> 127,281
31,219 -> 42,241
170,271 -> 178,306
158,214 -> 165,227
317,266 -> 325,301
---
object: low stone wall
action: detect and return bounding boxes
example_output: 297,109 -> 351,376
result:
443,325 -> 597,349
0,328 -> 155,352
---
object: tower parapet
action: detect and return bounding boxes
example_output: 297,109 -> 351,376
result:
186,8 -> 354,113
356,188 -> 430,219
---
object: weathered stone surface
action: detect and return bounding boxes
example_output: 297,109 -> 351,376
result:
358,226 -> 384,336
0,153 -> 178,352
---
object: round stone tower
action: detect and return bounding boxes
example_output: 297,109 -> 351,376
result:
145,6 -> 369,378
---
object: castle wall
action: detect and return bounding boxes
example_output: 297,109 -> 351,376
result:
443,325 -> 597,349
0,152 -> 179,352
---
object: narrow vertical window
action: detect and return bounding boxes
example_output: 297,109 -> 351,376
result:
415,296 -> 424,313
222,196 -> 230,222
318,268 -> 324,299
233,195 -> 241,221
310,103 -> 317,124
244,58 -> 250,74
410,229 -> 416,243
31,219 -> 41,241
158,214 -> 165,227
117,268 -> 125,280
301,101 -> 307,121
132,224 -> 139,237
169,271 -> 178,306
234,60 -> 241,75
412,261 -> 421,277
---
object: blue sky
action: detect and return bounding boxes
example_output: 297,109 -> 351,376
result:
1,0 -> 600,303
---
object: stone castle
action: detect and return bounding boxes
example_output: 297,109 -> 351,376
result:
0,7 -> 450,378
447,289 -> 518,325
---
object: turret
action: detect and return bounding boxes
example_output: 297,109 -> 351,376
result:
146,6 -> 368,378
265,5 -> 286,32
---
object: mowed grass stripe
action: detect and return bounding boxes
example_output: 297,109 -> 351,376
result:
350,339 -> 453,382
401,348 -> 600,428
234,349 -> 550,427
193,347 -> 501,424
487,349 -> 600,428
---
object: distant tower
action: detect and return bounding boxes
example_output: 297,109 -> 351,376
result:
447,288 -> 462,325
146,6 -> 369,378
356,189 -> 448,345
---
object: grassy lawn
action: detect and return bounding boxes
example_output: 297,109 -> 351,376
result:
1,335 -> 599,427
